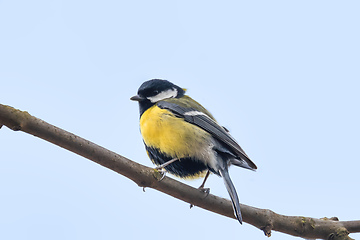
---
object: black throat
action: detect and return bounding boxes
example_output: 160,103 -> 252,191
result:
138,100 -> 155,117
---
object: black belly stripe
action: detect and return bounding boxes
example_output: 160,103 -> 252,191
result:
146,146 -> 209,178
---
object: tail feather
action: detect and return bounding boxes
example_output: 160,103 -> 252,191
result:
231,158 -> 257,171
219,168 -> 242,224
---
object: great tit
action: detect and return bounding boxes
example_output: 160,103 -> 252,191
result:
130,79 -> 257,224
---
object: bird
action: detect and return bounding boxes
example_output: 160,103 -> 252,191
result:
130,79 -> 257,224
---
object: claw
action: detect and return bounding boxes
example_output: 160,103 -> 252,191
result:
189,186 -> 211,209
154,167 -> 167,181
153,159 -> 180,181
159,170 -> 166,181
199,187 -> 210,195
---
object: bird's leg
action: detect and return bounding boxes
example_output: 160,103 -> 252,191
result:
198,170 -> 210,194
190,170 -> 211,209
154,158 -> 179,181
154,158 -> 179,170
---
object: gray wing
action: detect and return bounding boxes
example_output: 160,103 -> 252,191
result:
157,101 -> 257,170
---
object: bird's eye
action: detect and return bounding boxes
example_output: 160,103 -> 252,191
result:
153,90 -> 159,95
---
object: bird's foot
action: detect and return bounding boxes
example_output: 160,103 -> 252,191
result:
189,186 -> 211,209
154,166 -> 167,181
199,187 -> 210,195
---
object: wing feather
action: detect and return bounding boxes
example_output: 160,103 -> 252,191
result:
157,101 -> 257,170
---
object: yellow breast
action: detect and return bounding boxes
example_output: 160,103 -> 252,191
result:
140,105 -> 211,159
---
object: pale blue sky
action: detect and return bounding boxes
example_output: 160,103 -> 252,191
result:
1,1 -> 359,239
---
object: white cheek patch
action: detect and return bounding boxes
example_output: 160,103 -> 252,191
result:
147,88 -> 178,103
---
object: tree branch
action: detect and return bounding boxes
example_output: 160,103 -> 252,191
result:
0,104 -> 358,239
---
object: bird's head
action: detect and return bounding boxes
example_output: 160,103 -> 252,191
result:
131,79 -> 185,115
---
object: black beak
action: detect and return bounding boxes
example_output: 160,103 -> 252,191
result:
130,95 -> 145,101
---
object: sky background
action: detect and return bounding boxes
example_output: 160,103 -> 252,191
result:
1,1 -> 359,239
